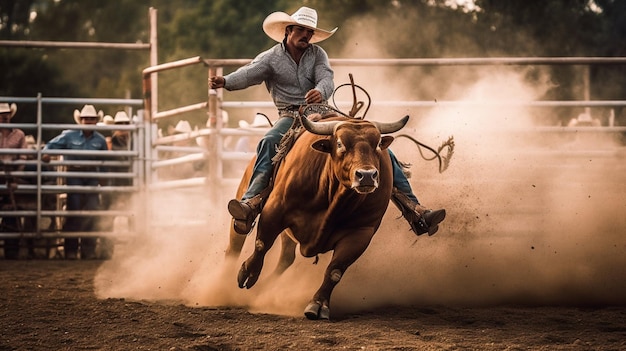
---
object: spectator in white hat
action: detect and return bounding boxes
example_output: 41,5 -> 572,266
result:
0,103 -> 28,259
42,104 -> 109,259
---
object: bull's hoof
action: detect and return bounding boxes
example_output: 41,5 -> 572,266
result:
237,261 -> 260,289
304,301 -> 330,320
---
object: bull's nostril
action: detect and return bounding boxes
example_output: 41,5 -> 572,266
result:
356,170 -> 364,181
355,169 -> 378,183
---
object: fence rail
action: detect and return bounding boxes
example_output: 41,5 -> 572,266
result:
2,55 -> 626,258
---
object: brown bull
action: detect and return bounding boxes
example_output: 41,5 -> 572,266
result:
225,114 -> 409,319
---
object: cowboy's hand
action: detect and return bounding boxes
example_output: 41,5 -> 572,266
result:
209,76 -> 225,89
305,89 -> 323,104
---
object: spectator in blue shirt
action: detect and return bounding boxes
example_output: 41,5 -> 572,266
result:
42,105 -> 108,259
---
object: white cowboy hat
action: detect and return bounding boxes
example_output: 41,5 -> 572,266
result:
97,115 -> 114,126
174,120 -> 192,134
239,113 -> 271,128
114,111 -> 131,124
263,6 -> 337,44
73,104 -> 104,124
0,103 -> 17,119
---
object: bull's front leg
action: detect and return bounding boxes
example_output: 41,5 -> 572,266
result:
304,228 -> 374,320
237,238 -> 268,289
237,213 -> 284,289
304,265 -> 339,320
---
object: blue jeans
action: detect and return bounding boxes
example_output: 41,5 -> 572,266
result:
388,149 -> 419,204
242,117 -> 419,204
242,117 -> 295,200
64,176 -> 100,256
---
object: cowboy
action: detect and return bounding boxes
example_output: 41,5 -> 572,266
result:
209,6 -> 445,236
99,110 -> 134,258
0,103 -> 27,167
0,103 -> 28,259
42,105 -> 109,259
111,111 -> 132,152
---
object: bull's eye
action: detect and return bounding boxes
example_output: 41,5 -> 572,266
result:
336,140 -> 343,150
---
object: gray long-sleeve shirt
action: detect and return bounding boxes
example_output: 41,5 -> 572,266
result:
223,42 -> 334,112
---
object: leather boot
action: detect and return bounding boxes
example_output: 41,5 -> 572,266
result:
391,188 -> 446,236
228,194 -> 264,235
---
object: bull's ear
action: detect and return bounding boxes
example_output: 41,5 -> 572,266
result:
311,139 -> 332,153
380,136 -> 395,150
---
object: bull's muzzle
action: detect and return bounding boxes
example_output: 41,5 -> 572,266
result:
352,168 -> 379,193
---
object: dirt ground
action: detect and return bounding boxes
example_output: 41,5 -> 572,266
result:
0,260 -> 624,351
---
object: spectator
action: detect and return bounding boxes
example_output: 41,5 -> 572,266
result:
111,111 -> 132,154
160,120 -> 199,180
567,113 -> 601,127
110,111 -> 133,185
99,110 -> 133,258
235,113 -> 272,152
98,114 -> 115,150
42,105 -> 109,259
0,103 -> 28,259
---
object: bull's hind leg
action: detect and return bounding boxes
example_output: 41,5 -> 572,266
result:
225,223 -> 247,261
272,231 -> 297,277
304,228 -> 374,320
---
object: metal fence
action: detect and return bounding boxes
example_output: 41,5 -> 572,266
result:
0,95 -> 144,258
144,56 -> 626,188
2,56 -> 626,258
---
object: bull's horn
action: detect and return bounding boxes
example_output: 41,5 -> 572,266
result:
302,115 -> 409,136
301,116 -> 340,136
373,115 -> 409,134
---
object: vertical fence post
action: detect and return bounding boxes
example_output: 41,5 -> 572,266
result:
149,7 -> 158,122
207,67 -> 219,203
36,93 -> 43,235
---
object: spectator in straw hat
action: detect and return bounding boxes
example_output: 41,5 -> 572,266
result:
234,113 -> 272,153
111,111 -> 132,152
0,103 -> 28,259
209,6 -> 445,236
42,104 -> 109,259
0,103 -> 27,166
99,110 -> 134,258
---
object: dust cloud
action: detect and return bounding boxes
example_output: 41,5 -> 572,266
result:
95,41 -> 626,318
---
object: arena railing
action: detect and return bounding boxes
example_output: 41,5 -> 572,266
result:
0,95 -> 144,247
139,56 -> 626,193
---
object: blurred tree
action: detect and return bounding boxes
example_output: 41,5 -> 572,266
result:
0,0 -> 625,129
26,0 -> 150,99
473,0 -> 626,122
0,0 -> 36,40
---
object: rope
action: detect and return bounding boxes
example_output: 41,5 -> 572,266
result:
395,134 -> 455,173
332,77 -> 372,119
